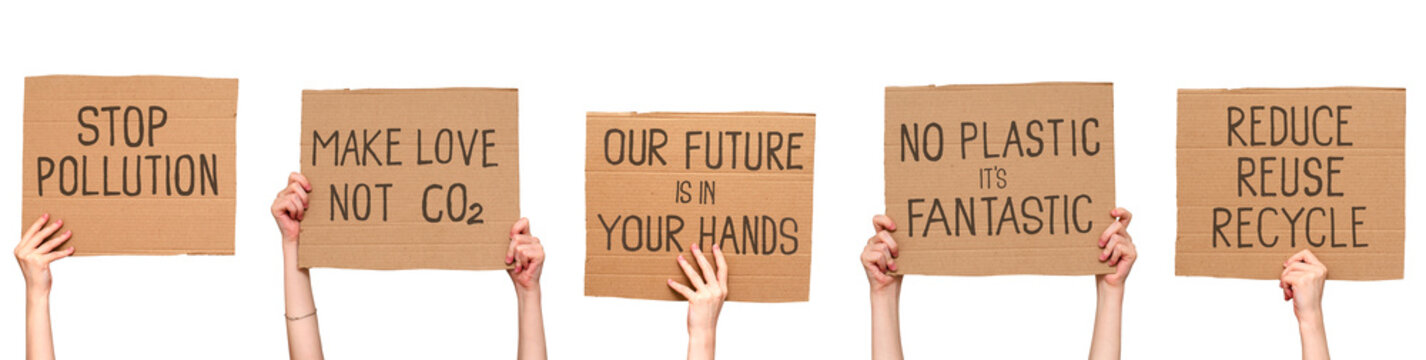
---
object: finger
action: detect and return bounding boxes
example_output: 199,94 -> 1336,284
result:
1099,220 -> 1124,247
34,219 -> 64,245
1109,242 -> 1127,266
525,247 -> 543,273
1285,249 -> 1315,266
288,197 -> 305,221
872,214 -> 897,232
38,230 -> 72,253
22,214 -> 50,245
513,246 -> 528,273
713,244 -> 728,289
289,172 -> 312,191
864,261 -> 888,279
877,230 -> 899,258
878,241 -> 896,271
870,268 -> 895,284
1111,207 -> 1133,228
668,279 -> 695,299
510,217 -> 530,237
1298,249 -> 1322,265
288,182 -> 309,206
677,254 -> 705,290
505,237 -> 521,265
1100,235 -> 1121,262
691,245 -> 717,286
42,246 -> 75,263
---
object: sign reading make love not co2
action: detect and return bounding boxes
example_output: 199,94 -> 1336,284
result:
299,88 -> 519,270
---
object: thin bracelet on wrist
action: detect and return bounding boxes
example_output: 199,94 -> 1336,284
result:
285,309 -> 317,321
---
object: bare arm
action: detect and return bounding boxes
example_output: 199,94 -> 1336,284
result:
506,218 -> 547,360
273,172 -> 323,360
669,244 -> 727,360
17,214 -> 73,360
864,215 -> 903,360
1089,208 -> 1135,360
1281,249 -> 1329,360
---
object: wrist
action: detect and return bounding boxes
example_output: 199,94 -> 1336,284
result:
1096,279 -> 1125,297
1296,308 -> 1324,327
516,286 -> 541,303
688,327 -> 716,350
27,288 -> 50,303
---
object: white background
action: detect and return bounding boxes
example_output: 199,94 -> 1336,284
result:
1,1 -> 1421,358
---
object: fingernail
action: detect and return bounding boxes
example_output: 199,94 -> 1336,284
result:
677,255 -> 684,262
42,213 -> 49,219
713,244 -> 720,251
693,244 -> 700,252
889,263 -> 898,271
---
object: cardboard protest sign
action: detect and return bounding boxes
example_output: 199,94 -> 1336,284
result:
299,88 -> 519,270
22,75 -> 238,255
585,112 -> 814,302
1177,88 -> 1405,280
884,83 -> 1116,276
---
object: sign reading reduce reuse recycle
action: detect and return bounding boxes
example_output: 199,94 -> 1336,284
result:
1176,88 -> 1405,280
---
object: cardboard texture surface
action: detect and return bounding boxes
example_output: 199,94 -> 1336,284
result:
21,75 -> 238,255
585,112 -> 814,302
884,83 -> 1116,276
299,88 -> 519,270
1176,88 -> 1405,280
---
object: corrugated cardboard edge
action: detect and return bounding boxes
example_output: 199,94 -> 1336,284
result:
1178,87 -> 1405,94
587,111 -> 816,118
887,82 -> 1113,92
23,74 -> 239,257
303,87 -> 517,95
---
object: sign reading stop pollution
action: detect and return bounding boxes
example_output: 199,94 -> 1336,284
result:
22,75 -> 238,255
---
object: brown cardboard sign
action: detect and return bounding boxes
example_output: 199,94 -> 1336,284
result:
21,75 -> 238,255
585,112 -> 814,302
299,88 -> 519,270
884,83 -> 1116,276
1176,88 -> 1405,280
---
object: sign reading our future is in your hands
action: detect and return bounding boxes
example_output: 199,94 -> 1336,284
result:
585,112 -> 814,302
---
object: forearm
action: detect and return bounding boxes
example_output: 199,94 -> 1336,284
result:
687,328 -> 715,360
26,291 -> 55,360
283,242 -> 323,360
516,289 -> 547,360
870,287 -> 903,360
1089,283 -> 1123,360
1297,311 -> 1329,360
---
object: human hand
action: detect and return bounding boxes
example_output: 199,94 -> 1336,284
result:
1096,207 -> 1136,290
668,244 -> 727,345
862,215 -> 902,296
15,214 -> 74,295
271,172 -> 312,245
1281,249 -> 1327,321
506,218 -> 544,297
